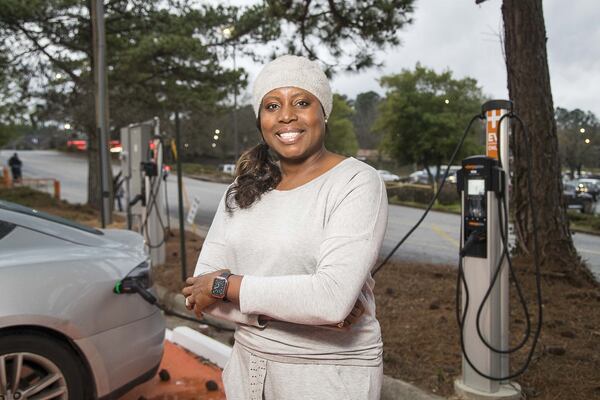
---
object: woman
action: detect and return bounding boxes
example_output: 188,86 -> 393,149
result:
183,55 -> 388,399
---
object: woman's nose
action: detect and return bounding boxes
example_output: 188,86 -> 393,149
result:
278,103 -> 297,123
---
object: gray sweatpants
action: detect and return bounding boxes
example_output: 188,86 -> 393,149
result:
222,344 -> 383,400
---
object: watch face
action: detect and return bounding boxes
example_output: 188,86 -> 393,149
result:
212,277 -> 227,297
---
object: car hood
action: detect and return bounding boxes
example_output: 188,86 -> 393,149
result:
0,207 -> 146,255
100,228 -> 145,251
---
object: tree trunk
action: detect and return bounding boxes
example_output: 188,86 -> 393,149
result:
502,0 -> 593,284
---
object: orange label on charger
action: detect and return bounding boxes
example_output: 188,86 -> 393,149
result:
486,109 -> 502,160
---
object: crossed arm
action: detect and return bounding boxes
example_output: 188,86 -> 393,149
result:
182,271 -> 366,328
182,170 -> 388,329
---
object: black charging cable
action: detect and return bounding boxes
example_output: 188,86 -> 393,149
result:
456,112 -> 543,380
369,107 -> 543,380
372,113 -> 485,276
114,278 -> 235,332
472,193 -> 531,354
139,139 -> 170,249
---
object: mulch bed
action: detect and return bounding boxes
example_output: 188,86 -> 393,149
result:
374,260 -> 600,399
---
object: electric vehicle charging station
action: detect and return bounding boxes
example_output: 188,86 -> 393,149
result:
371,99 -> 542,399
120,119 -> 167,266
455,100 -> 520,399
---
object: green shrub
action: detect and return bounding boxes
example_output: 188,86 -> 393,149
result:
387,183 -> 459,205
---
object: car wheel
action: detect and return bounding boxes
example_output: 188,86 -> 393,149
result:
0,332 -> 89,400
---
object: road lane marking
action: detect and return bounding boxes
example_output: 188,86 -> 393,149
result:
430,224 -> 460,248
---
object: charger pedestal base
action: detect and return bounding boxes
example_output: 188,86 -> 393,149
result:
454,379 -> 520,400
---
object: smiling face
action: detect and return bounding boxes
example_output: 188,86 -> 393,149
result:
259,86 -> 327,163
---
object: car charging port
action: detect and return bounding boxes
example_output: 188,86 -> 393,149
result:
114,260 -> 157,305
113,261 -> 236,332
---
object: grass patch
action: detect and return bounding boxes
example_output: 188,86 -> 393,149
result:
568,210 -> 600,235
0,186 -> 124,229
169,163 -> 234,183
389,196 -> 600,235
388,196 -> 461,214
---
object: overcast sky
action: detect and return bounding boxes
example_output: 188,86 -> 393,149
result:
227,0 -> 600,117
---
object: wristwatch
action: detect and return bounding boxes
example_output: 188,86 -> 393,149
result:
211,272 -> 232,301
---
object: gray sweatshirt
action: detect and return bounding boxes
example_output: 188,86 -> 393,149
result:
193,157 -> 388,366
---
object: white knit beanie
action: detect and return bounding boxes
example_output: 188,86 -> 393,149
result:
252,55 -> 333,119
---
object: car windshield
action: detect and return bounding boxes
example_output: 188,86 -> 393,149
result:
0,200 -> 103,235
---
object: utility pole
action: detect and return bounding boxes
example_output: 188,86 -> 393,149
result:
91,0 -> 112,226
175,111 -> 187,282
222,25 -> 239,162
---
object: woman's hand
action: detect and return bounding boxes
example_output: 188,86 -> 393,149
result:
335,298 -> 365,329
182,269 -> 230,318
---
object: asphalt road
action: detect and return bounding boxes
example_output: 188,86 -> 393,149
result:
2,149 -> 599,280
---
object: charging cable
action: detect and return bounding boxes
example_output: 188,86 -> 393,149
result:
114,278 -> 235,332
372,113 -> 484,276
455,113 -> 543,380
371,109 -> 543,381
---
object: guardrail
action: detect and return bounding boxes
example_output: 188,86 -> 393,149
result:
2,166 -> 61,200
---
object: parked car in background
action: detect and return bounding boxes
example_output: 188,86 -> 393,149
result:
377,170 -> 400,182
576,178 -> 600,201
0,200 -> 165,400
563,182 -> 594,213
409,169 -> 430,184
409,166 -> 461,185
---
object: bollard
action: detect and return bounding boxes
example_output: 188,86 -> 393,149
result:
54,180 -> 61,200
2,166 -> 11,187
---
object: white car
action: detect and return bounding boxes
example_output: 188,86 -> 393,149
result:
377,170 -> 400,182
409,170 -> 430,184
409,166 -> 461,184
0,200 -> 165,399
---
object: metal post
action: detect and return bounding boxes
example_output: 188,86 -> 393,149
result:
175,111 -> 187,282
93,0 -> 112,227
232,43 -> 239,162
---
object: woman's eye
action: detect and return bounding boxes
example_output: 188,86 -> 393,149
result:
296,100 -> 309,107
265,103 -> 279,111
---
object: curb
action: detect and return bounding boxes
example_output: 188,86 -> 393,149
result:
154,284 -> 445,400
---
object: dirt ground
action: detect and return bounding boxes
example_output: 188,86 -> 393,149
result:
3,187 -> 599,399
156,229 -> 600,400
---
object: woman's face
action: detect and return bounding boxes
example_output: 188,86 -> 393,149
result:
259,86 -> 326,162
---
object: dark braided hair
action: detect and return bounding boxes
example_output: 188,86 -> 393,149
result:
225,120 -> 281,212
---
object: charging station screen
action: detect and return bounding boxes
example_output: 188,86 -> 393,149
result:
468,179 -> 485,196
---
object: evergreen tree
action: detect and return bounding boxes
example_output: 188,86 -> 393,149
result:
555,107 -> 599,177
0,0 -> 416,208
326,94 -> 359,156
352,91 -> 382,149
